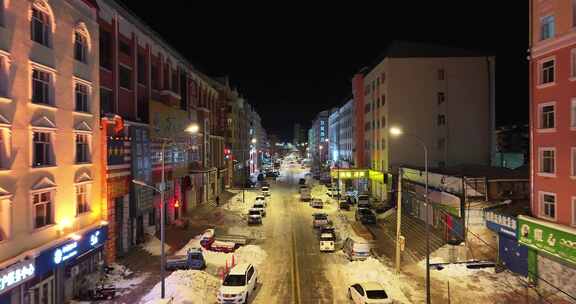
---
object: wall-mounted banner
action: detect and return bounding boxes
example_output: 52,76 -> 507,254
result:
0,260 -> 35,295
402,168 -> 463,196
518,215 -> 576,265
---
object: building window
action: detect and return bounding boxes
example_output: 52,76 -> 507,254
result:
100,87 -> 113,114
438,69 -> 445,80
572,147 -> 576,177
571,98 -> 576,129
539,148 -> 555,175
33,191 -> 53,229
381,116 -> 386,128
438,138 -> 446,150
573,197 -> 576,226
119,40 -> 131,56
381,138 -> 385,150
571,50 -> 576,79
75,83 -> 89,112
540,192 -> 556,220
76,184 -> 89,215
33,132 -> 52,167
438,92 -> 445,104
151,63 -> 159,90
539,103 -> 555,130
99,30 -> 112,69
171,70 -> 178,92
573,0 -> 576,27
119,66 -> 132,90
31,7 -> 51,47
137,53 -> 146,85
540,59 -> 555,85
541,15 -> 555,40
437,114 -> 446,126
32,69 -> 51,105
75,134 -> 90,163
74,31 -> 88,63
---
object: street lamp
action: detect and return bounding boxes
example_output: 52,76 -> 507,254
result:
389,126 -> 430,304
132,122 -> 199,299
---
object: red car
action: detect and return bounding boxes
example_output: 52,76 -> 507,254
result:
209,240 -> 237,253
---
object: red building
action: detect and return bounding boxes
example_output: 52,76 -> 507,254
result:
526,0 -> 576,296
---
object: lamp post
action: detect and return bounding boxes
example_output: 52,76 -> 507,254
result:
133,122 -> 199,299
390,126 -> 430,304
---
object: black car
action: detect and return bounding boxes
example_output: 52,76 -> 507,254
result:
299,178 -> 306,185
257,173 -> 264,181
355,208 -> 377,225
339,200 -> 351,210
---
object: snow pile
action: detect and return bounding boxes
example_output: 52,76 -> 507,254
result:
142,234 -> 171,256
140,270 -> 220,304
341,258 -> 411,303
202,244 -> 268,269
103,263 -> 148,296
227,226 -> 264,240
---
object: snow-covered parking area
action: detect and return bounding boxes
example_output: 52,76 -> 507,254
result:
140,270 -> 220,304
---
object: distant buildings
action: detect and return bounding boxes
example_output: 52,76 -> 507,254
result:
292,123 -> 305,146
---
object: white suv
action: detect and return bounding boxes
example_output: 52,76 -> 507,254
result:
218,263 -> 258,304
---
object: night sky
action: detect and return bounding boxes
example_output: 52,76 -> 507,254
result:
117,1 -> 528,141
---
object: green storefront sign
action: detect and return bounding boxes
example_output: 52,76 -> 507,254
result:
517,215 -> 576,265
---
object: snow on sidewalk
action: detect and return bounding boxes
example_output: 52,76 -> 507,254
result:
140,270 -> 220,304
103,263 -> 149,297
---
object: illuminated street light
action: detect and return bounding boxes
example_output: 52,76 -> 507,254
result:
389,126 -> 403,136
186,123 -> 200,134
251,138 -> 257,144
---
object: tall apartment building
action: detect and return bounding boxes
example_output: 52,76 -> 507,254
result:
356,41 -> 495,202
328,108 -> 339,164
521,0 -> 576,296
0,1 -> 106,303
338,99 -> 354,167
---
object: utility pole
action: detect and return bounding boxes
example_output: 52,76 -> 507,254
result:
395,167 -> 403,273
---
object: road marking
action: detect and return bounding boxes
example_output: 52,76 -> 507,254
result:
290,197 -> 302,304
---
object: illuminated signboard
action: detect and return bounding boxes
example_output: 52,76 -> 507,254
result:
330,169 -> 368,179
0,260 -> 35,295
35,226 -> 108,277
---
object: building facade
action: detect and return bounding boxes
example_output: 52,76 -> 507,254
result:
524,0 -> 576,297
338,99 -> 354,167
358,41 -> 495,202
328,108 -> 339,164
0,1 -> 106,303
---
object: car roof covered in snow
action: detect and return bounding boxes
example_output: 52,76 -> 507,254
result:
360,281 -> 385,291
229,263 -> 252,275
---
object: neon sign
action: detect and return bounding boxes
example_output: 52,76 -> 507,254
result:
0,260 -> 35,295
53,242 -> 78,264
90,230 -> 101,247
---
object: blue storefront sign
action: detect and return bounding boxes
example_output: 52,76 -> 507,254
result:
485,211 -> 528,276
35,226 -> 107,277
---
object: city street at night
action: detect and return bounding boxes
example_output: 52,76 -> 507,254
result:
2,1 -> 576,304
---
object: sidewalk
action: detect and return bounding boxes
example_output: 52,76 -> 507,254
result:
107,190 -> 250,304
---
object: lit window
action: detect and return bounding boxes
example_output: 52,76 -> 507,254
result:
32,69 -> 51,105
31,6 -> 51,47
76,184 -> 89,215
74,31 -> 88,63
75,134 -> 90,163
75,83 -> 89,112
541,15 -> 555,40
33,132 -> 52,167
539,103 -> 555,130
539,148 -> 555,175
33,191 -> 53,229
540,59 -> 555,85
540,192 -> 556,219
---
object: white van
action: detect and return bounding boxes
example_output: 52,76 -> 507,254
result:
342,236 -> 371,261
217,263 -> 258,304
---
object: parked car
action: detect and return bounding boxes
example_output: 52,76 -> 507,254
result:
339,200 -> 351,211
312,213 -> 329,228
210,240 -> 237,253
247,208 -> 263,225
165,248 -> 206,270
300,187 -> 311,201
299,178 -> 306,185
257,173 -> 264,181
318,224 -> 336,239
310,198 -> 323,209
348,282 -> 392,304
261,186 -> 270,197
252,202 -> 266,217
217,263 -> 258,304
355,208 -> 377,225
342,236 -> 371,261
357,194 -> 371,209
260,181 -> 270,188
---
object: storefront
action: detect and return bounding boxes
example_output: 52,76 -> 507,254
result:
33,225 -> 108,303
518,215 -> 576,296
0,259 -> 36,304
485,210 -> 527,276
